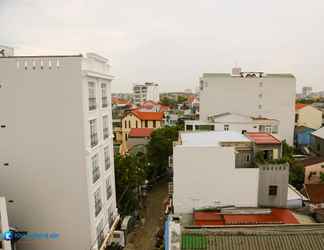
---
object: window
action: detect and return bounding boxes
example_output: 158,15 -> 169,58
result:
246,154 -> 250,162
108,205 -> 114,227
104,146 -> 110,170
153,120 -> 156,128
103,115 -> 109,140
145,120 -> 148,128
258,104 -> 262,109
90,119 -> 98,147
272,125 -> 278,134
88,82 -> 97,111
242,130 -> 247,134
96,219 -> 104,248
128,120 -> 131,129
186,125 -> 193,131
224,124 -> 229,131
317,143 -> 321,151
106,178 -> 112,200
136,120 -> 138,128
295,113 -> 299,123
92,154 -> 100,184
101,83 -> 108,108
124,120 -> 127,129
258,93 -> 263,98
94,188 -> 102,217
268,185 -> 278,196
259,125 -> 271,133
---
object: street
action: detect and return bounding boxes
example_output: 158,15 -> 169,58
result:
124,180 -> 168,250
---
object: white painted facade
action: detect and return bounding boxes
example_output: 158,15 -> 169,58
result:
295,105 -> 323,130
199,71 -> 296,144
0,52 -> 117,250
133,82 -> 159,104
173,132 -> 259,214
0,197 -> 11,250
185,113 -> 279,135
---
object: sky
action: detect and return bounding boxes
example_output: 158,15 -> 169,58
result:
1,0 -> 324,93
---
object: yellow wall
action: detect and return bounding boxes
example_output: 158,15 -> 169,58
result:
296,106 -> 322,130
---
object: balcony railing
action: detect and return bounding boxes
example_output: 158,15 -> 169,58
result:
105,158 -> 110,170
93,168 -> 100,184
89,97 -> 97,111
95,200 -> 102,217
91,133 -> 98,147
103,128 -> 109,139
102,97 -> 108,108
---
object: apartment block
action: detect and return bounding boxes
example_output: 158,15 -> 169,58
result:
199,69 -> 296,144
133,82 -> 159,105
0,50 -> 118,250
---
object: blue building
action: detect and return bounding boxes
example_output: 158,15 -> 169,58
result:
294,126 -> 315,147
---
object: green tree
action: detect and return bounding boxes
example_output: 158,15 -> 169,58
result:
289,161 -> 305,190
177,95 -> 187,104
160,97 -> 177,108
146,126 -> 180,180
114,153 -> 146,215
320,172 -> 324,183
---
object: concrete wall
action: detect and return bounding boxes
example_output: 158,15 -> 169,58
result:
296,106 -> 323,130
173,145 -> 259,214
0,56 -> 92,250
199,74 -> 295,144
258,164 -> 289,208
304,163 -> 324,184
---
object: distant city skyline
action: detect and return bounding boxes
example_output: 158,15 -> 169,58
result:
1,0 -> 324,93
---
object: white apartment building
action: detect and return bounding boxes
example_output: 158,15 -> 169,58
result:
0,197 -> 11,250
133,82 -> 159,104
302,86 -> 312,98
0,49 -> 118,250
173,131 -> 289,214
199,69 -> 296,144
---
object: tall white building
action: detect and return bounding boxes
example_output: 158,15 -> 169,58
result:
302,86 -> 312,98
0,50 -> 118,250
199,69 -> 296,144
133,82 -> 159,104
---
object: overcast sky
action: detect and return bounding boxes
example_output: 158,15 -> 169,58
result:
1,0 -> 324,93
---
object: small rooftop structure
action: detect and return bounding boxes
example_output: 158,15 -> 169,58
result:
179,131 -> 250,146
246,132 -> 281,145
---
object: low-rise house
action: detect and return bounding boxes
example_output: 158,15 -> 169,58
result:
310,127 -> 324,156
173,131 -> 288,214
137,100 -> 170,113
301,157 -> 324,184
185,113 -> 280,137
125,128 -> 154,154
121,110 -> 164,143
295,103 -> 323,130
294,126 -> 315,149
304,184 -> 324,210
0,197 -> 12,250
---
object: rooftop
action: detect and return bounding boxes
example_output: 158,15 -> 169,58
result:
246,132 -> 281,145
131,110 -> 164,121
179,131 -> 250,146
128,128 -> 154,138
312,127 -> 324,140
300,156 -> 324,167
295,103 -> 308,110
305,184 -> 324,204
181,224 -> 324,250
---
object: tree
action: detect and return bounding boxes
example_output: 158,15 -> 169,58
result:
177,95 -> 187,104
289,161 -> 305,190
146,126 -> 180,180
160,97 -> 177,108
114,153 -> 147,215
320,172 -> 324,183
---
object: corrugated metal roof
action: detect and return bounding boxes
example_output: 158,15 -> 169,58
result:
182,224 -> 324,250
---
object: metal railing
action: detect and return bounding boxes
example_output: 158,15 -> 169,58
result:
102,97 -> 108,108
91,133 -> 98,147
89,97 -> 97,111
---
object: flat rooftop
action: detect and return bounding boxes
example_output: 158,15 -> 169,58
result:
179,131 -> 251,146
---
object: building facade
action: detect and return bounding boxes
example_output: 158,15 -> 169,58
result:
295,104 -> 323,130
199,69 -> 296,144
133,82 -> 159,104
0,51 -> 118,250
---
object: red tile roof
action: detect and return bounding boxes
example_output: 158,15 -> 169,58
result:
112,97 -> 130,105
246,132 -> 281,145
305,184 -> 324,204
131,110 -> 164,121
128,128 -> 154,138
295,103 -> 308,110
194,208 -> 299,226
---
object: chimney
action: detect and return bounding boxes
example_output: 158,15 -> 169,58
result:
232,67 -> 242,76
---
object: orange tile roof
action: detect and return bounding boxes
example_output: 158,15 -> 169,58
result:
295,103 -> 308,110
112,97 -> 130,105
131,110 -> 164,121
194,208 -> 299,226
246,132 -> 281,145
128,128 -> 154,138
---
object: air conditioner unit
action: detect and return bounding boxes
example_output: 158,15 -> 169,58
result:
110,230 -> 125,247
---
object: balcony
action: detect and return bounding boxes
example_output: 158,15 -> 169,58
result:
89,97 -> 97,111
91,133 -> 98,148
95,200 -> 102,217
102,97 -> 108,108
